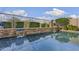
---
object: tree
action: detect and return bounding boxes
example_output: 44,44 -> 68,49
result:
55,18 -> 69,26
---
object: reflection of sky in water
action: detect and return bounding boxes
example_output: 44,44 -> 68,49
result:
0,32 -> 79,51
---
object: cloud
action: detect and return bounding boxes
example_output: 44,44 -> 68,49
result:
37,16 -> 48,19
12,10 -> 27,16
37,16 -> 52,20
69,14 -> 77,19
45,8 -> 65,16
5,10 -> 28,16
36,16 -> 51,23
0,10 -> 28,21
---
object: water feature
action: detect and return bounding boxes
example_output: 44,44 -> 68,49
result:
0,32 -> 79,51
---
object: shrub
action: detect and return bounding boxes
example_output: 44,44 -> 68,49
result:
47,24 -> 49,27
41,23 -> 46,27
3,22 -> 12,28
16,22 -> 24,28
63,26 -> 68,30
64,25 -> 79,31
29,22 -> 40,28
41,23 -> 49,28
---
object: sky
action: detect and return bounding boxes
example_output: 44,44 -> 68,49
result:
0,7 -> 79,20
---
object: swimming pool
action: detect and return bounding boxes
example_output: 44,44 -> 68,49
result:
0,32 -> 79,51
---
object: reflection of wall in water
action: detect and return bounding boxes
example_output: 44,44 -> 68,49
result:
26,33 -> 52,42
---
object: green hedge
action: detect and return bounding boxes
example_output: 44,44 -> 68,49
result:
47,24 -> 49,27
29,22 -> 40,28
63,25 -> 79,31
16,22 -> 24,28
3,22 -> 12,28
41,23 -> 46,27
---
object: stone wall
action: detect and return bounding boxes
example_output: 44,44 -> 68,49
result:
23,28 -> 52,35
0,29 -> 16,38
0,28 -> 53,38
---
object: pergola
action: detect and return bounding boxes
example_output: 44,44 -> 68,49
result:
0,12 -> 51,29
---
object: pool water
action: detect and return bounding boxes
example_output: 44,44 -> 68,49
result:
0,32 -> 79,51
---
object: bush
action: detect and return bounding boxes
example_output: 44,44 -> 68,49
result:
41,23 -> 49,28
29,22 -> 40,28
16,22 -> 24,28
3,22 -> 12,28
47,24 -> 49,27
41,23 -> 46,27
55,26 -> 61,32
63,26 -> 68,30
64,25 -> 79,31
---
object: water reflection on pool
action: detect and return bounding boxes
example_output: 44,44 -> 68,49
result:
0,32 -> 79,51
